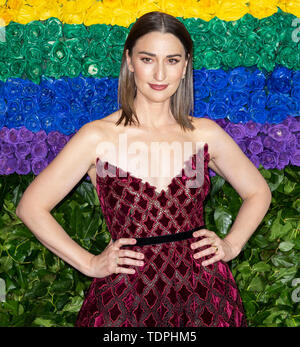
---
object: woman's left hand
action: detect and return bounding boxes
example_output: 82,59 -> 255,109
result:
191,229 -> 239,266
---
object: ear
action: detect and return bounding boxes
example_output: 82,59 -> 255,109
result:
126,49 -> 134,73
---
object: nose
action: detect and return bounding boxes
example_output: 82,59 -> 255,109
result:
154,61 -> 166,82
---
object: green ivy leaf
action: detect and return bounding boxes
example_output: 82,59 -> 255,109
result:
214,206 -> 232,235
278,241 -> 295,252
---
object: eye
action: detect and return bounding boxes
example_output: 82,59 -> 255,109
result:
141,57 -> 152,63
168,58 -> 180,64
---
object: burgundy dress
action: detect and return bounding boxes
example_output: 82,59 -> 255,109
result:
75,143 -> 247,327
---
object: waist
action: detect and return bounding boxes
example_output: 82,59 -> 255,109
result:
124,225 -> 204,247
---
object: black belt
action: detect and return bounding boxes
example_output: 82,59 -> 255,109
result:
126,225 -> 204,246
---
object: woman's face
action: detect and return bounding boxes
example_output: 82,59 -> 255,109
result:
126,31 -> 188,104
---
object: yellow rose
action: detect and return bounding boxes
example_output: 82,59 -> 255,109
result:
286,0 -> 300,18
183,0 -> 215,21
84,2 -> 110,26
16,3 -> 38,24
136,0 -> 160,18
248,0 -> 279,20
110,7 -> 136,27
215,0 -> 249,21
0,8 -> 12,26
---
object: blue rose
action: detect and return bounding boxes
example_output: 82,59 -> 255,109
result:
24,113 -> 42,132
68,75 -> 87,96
206,69 -> 228,90
267,66 -> 292,94
268,105 -> 290,123
55,114 -> 75,135
193,100 -> 208,118
3,78 -> 24,101
249,90 -> 267,109
248,69 -> 266,90
227,105 -> 249,123
228,67 -> 249,90
226,89 -> 249,107
208,100 -> 229,119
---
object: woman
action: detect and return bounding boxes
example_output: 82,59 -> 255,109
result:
16,11 -> 271,327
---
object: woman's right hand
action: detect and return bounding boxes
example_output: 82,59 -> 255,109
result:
87,238 -> 145,278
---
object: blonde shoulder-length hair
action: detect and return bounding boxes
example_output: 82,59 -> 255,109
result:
115,11 -> 195,132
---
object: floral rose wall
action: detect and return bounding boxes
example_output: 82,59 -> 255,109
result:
0,0 -> 299,327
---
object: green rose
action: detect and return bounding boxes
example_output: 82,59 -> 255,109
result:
202,49 -> 222,70
248,33 -> 262,52
98,56 -> 115,77
191,33 -> 209,52
45,61 -> 62,79
0,61 -> 10,81
25,21 -> 45,44
82,57 -> 102,77
106,26 -> 129,46
223,35 -> 241,52
66,38 -> 89,60
242,49 -> 260,67
8,40 -> 24,59
88,24 -> 110,41
63,23 -> 88,39
110,46 -> 123,64
50,41 -> 70,65
208,18 -> 227,36
256,27 -> 280,48
210,33 -> 227,51
257,50 -> 275,72
183,18 -> 209,35
88,40 -> 109,60
230,14 -> 258,37
222,51 -> 241,69
22,43 -> 43,64
65,57 -> 82,78
25,61 -> 42,84
0,42 -> 8,59
44,17 -> 63,41
5,22 -> 24,42
276,46 -> 299,69
9,59 -> 25,78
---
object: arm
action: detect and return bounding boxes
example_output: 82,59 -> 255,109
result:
16,122 -> 144,277
192,119 -> 272,264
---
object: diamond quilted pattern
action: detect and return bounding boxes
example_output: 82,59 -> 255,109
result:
76,144 -> 247,327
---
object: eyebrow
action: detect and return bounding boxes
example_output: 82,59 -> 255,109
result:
137,51 -> 182,58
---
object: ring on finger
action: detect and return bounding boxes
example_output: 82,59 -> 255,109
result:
212,245 -> 218,253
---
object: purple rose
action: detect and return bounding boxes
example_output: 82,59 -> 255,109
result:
1,143 -> 15,156
2,156 -> 18,174
259,150 -> 278,169
290,150 -> 300,166
268,124 -> 291,142
296,133 -> 300,148
225,123 -> 246,140
31,157 -> 48,175
15,142 -> 31,158
260,123 -> 270,135
248,138 -> 263,155
272,140 -> 286,153
285,116 -> 300,133
16,158 -> 31,175
249,154 -> 260,168
262,135 -> 275,149
31,141 -> 48,158
236,139 -> 247,153
18,126 -> 34,142
278,152 -> 290,170
0,127 -> 9,141
244,120 -> 261,137
7,128 -> 20,144
34,130 -> 47,142
47,131 -> 61,146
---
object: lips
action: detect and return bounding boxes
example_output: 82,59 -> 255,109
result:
149,83 -> 168,91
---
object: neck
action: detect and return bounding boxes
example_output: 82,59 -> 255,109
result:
133,95 -> 177,130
